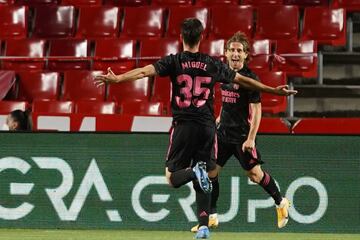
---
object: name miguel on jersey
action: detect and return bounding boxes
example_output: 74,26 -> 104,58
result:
181,61 -> 208,71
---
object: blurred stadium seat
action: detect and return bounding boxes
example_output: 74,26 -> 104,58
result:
196,0 -> 239,5
152,76 -> 171,113
61,0 -> 102,6
302,7 -> 346,46
3,39 -> 46,70
16,0 -> 59,5
0,71 -> 16,100
255,71 -> 287,114
248,39 -> 272,71
167,7 -> 209,37
259,118 -> 290,133
214,101 -> 221,117
32,6 -> 75,38
121,100 -> 163,116
0,101 -> 28,113
255,5 -> 299,40
76,6 -> 120,38
333,0 -> 360,11
48,39 -> 91,70
213,82 -> 222,104
210,5 -> 253,39
108,77 -> 150,103
242,0 -> 282,5
0,0 -> 15,4
32,100 -> 74,113
139,38 -> 180,66
17,71 -> 60,102
292,118 -> 360,134
113,0 -> 149,6
199,39 -> 225,60
152,0 -> 192,6
274,40 -> 317,78
93,39 -> 136,72
284,0 -> 328,7
0,6 -> 28,39
122,7 -> 165,38
62,70 -> 106,101
76,100 -> 117,114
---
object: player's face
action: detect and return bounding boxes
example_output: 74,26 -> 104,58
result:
6,115 -> 18,131
225,42 -> 248,70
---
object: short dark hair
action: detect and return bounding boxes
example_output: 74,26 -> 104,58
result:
181,18 -> 204,48
225,31 -> 251,64
10,109 -> 31,131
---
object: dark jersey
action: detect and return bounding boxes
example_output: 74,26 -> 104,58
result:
218,66 -> 261,143
153,51 -> 236,127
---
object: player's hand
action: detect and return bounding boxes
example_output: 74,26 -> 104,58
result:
274,85 -> 298,96
242,139 -> 255,153
94,67 -> 119,87
215,116 -> 221,125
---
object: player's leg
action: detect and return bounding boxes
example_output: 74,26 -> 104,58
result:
192,125 -> 218,239
234,143 -> 290,228
165,123 -> 197,188
192,180 -> 211,239
247,164 -> 290,228
207,140 -> 234,227
191,164 -> 222,233
191,135 -> 234,232
208,139 -> 234,215
208,165 -> 221,227
247,165 -> 282,204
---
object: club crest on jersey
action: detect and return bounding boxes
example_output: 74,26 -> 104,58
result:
233,83 -> 240,90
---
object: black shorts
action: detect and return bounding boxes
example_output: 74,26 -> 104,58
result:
216,135 -> 264,171
166,121 -> 217,172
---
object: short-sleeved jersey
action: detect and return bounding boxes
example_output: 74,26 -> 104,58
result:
218,66 -> 261,143
153,51 -> 236,127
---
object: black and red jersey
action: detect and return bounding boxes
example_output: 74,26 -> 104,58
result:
153,51 -> 236,127
218,66 -> 261,143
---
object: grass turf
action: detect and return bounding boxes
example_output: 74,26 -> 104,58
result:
0,229 -> 359,240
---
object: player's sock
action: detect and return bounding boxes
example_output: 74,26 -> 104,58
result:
193,180 -> 211,227
259,171 -> 283,205
170,168 -> 195,188
210,176 -> 219,214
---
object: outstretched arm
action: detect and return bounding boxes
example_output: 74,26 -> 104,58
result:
94,65 -> 157,87
233,73 -> 297,96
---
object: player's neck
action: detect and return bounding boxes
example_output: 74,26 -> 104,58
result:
183,44 -> 199,53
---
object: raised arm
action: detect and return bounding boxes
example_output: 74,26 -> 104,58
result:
233,72 -> 297,96
94,65 -> 157,87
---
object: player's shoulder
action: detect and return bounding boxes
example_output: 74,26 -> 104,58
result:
166,52 -> 179,59
197,52 -> 221,64
241,66 -> 259,80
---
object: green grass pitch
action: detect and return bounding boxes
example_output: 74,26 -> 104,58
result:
0,230 -> 359,240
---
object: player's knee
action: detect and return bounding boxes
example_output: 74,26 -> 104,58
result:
166,176 -> 173,187
208,164 -> 221,178
210,175 -> 218,182
165,172 -> 176,188
167,178 -> 180,188
247,171 -> 262,183
208,169 -> 218,178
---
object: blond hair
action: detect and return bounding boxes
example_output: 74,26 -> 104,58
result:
225,31 -> 251,64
